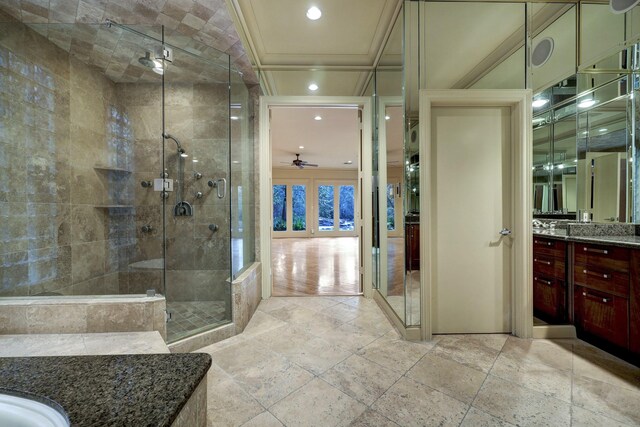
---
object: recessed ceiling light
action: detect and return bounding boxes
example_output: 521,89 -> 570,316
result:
230,116 -> 239,120
192,159 -> 198,163
232,160 -> 240,164
578,99 -> 597,108
306,6 -> 322,20
180,153 -> 188,158
314,115 -> 322,121
385,115 -> 390,120
344,160 -> 353,165
308,83 -> 319,91
599,128 -> 608,132
532,98 -> 549,108
299,145 -> 304,149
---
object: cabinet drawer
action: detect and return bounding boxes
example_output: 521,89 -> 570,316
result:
533,238 -> 566,258
533,255 -> 565,279
574,243 -> 630,273
575,286 -> 629,349
574,265 -> 629,297
533,276 -> 566,323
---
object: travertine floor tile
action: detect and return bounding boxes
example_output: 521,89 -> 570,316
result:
572,343 -> 640,392
500,336 -> 573,371
460,407 -> 515,426
320,354 -> 402,405
432,334 -> 507,373
570,406 -> 631,427
269,378 -> 367,427
256,325 -> 352,375
372,377 -> 469,427
357,333 -> 432,374
210,338 -> 315,407
241,310 -> 288,338
349,409 -> 400,426
321,302 -> 361,322
489,353 -> 572,402
240,411 -> 284,427
473,375 -> 571,426
407,353 -> 487,403
289,296 -> 341,312
206,363 -> 264,427
572,375 -> 640,425
314,322 -> 380,353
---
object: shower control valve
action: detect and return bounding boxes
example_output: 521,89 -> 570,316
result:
195,191 -> 203,199
208,224 -> 219,232
141,224 -> 154,233
194,171 -> 203,179
141,180 -> 152,188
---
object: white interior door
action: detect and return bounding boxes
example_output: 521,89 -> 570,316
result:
431,106 -> 512,334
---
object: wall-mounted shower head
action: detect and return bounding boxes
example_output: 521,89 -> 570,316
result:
139,51 -> 164,75
163,132 -> 187,157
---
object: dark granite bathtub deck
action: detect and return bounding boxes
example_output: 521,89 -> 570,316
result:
0,353 -> 211,426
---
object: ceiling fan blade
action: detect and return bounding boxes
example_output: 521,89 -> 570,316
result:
297,164 -> 304,169
305,163 -> 319,167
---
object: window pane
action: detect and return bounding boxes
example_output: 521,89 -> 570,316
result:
318,185 -> 334,231
273,184 -> 286,231
292,185 -> 306,231
387,184 -> 395,231
339,185 -> 355,231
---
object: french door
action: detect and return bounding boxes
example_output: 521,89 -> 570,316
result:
316,180 -> 358,237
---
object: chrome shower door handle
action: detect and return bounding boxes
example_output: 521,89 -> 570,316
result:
499,228 -> 512,236
216,178 -> 227,199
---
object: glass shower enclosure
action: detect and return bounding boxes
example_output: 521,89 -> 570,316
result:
0,20 -> 255,343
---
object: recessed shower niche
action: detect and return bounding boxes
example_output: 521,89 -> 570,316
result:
0,21 -> 256,343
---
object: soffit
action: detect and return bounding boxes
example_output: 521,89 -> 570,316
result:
271,107 -> 360,170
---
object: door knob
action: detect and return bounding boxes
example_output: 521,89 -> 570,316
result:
499,228 -> 512,236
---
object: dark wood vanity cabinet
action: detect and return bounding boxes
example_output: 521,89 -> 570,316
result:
574,242 -> 630,350
533,237 -> 567,323
631,251 -> 640,356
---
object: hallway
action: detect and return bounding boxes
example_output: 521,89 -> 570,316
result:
271,238 -> 360,296
200,297 -> 640,426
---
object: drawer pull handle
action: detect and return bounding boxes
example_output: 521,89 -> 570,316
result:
582,269 -> 610,279
534,277 -> 552,286
535,240 -> 553,246
583,247 -> 609,255
582,291 -> 611,304
534,258 -> 552,265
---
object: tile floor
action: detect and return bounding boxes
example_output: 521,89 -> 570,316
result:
199,296 -> 640,427
168,300 -> 229,342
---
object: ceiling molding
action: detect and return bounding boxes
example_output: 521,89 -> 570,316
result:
371,0 -> 404,70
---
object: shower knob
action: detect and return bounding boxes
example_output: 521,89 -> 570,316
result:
194,171 -> 203,179
141,224 -> 154,233
141,180 -> 152,188
208,224 -> 218,232
207,180 -> 216,188
195,191 -> 203,199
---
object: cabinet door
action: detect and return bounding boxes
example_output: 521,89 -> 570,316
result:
533,276 -> 566,323
631,250 -> 640,355
575,285 -> 629,349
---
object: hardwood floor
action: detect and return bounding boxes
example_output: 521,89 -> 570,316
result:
271,237 -> 361,296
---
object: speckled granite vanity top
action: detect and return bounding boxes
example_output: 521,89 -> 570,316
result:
0,353 -> 211,426
533,222 -> 640,248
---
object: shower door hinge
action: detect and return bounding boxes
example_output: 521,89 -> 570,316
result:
162,46 -> 173,62
165,310 -> 173,323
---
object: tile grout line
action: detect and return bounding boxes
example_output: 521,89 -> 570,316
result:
459,336 -> 511,426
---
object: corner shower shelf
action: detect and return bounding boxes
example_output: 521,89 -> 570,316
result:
94,165 -> 132,174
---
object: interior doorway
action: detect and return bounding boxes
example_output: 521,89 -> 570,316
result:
259,97 -> 373,300
269,106 -> 362,296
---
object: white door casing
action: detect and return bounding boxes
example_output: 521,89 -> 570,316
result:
259,96 -> 373,299
419,89 -> 533,340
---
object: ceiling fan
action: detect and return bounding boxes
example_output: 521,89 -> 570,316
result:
284,153 -> 318,169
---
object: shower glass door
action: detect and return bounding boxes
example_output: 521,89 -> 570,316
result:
162,33 -> 232,342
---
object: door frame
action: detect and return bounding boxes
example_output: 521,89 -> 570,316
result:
259,96 -> 373,299
419,89 -> 533,340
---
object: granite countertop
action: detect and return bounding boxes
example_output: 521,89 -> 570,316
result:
533,228 -> 640,248
0,353 -> 211,426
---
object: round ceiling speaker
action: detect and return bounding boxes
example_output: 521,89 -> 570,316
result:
610,0 -> 640,14
532,37 -> 554,68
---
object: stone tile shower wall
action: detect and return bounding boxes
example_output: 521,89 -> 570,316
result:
0,23 -> 232,304
0,23 -> 135,296
119,82 -> 231,306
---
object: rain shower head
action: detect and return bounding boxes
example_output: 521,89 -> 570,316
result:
139,51 -> 164,75
163,132 -> 187,157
